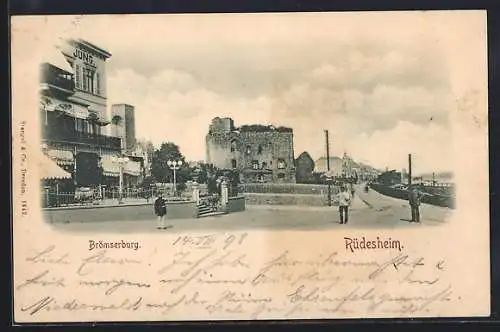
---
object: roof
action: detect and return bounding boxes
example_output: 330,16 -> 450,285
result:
112,103 -> 135,108
238,124 -> 293,133
41,46 -> 73,73
70,38 -> 112,58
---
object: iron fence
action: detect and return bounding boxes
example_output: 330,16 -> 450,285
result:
41,187 -> 195,208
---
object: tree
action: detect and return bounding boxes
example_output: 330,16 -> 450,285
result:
295,151 -> 315,183
196,163 -> 219,184
150,142 -> 189,184
140,175 -> 154,189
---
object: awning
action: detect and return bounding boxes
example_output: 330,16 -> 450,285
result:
100,155 -> 121,177
40,96 -> 89,119
100,156 -> 142,177
47,149 -> 74,165
41,46 -> 73,74
88,108 -> 110,125
124,160 -> 141,177
65,103 -> 89,119
39,151 -> 72,180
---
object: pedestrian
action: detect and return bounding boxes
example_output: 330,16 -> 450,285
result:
154,193 -> 168,230
408,187 -> 421,223
350,183 -> 356,199
338,186 -> 351,224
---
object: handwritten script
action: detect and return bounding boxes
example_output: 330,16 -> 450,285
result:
15,233 -> 454,321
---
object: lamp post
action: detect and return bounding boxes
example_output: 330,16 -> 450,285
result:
112,156 -> 129,204
167,160 -> 183,196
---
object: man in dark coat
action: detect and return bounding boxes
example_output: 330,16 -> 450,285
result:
154,194 -> 168,229
408,187 -> 421,223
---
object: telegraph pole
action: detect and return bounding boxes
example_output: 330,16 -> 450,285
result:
408,154 -> 412,190
325,130 -> 332,206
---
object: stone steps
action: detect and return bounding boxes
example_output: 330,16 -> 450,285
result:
197,202 -> 217,217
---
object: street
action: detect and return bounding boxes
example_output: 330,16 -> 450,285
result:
51,186 -> 451,233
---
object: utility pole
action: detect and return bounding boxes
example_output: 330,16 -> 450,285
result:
408,154 -> 412,190
325,130 -> 332,206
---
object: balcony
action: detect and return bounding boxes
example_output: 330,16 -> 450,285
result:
43,129 -> 122,150
40,64 -> 75,95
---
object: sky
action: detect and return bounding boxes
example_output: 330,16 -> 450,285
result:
28,12 -> 487,174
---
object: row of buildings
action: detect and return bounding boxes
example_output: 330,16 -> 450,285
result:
39,38 -> 152,193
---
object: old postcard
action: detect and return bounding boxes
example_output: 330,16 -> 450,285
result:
11,11 -> 489,322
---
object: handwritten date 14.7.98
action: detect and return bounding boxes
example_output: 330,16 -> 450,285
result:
172,233 -> 248,250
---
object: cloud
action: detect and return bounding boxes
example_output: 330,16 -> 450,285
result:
107,68 -> 279,161
89,13 -> 459,172
106,65 -> 454,173
348,121 -> 453,174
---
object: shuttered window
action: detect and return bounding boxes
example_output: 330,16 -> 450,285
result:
74,64 -> 81,89
82,67 -> 88,91
95,72 -> 101,95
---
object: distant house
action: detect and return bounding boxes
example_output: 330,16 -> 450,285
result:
295,152 -> 315,183
314,157 -> 343,177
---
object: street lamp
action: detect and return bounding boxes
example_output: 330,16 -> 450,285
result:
112,156 -> 129,204
167,159 -> 183,196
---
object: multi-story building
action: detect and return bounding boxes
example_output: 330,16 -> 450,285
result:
314,157 -> 344,176
342,152 -> 355,178
205,117 -> 296,183
39,38 -> 141,190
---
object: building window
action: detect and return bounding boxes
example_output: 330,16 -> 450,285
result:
277,159 -> 286,169
258,145 -> 263,154
277,173 -> 286,179
82,67 -> 95,93
261,162 -> 267,169
230,140 -> 237,152
252,160 -> 259,170
74,64 -> 81,89
231,159 -> 237,169
95,72 -> 101,95
75,118 -> 84,133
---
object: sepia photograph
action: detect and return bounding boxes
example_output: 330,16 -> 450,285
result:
11,11 -> 489,322
37,17 -> 454,233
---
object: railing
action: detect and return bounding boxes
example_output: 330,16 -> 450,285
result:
370,183 -> 455,209
41,64 -> 75,92
42,182 -> 248,208
41,186 -> 202,208
43,130 -> 122,150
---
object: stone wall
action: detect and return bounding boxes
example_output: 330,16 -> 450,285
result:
244,193 -> 335,206
43,200 -> 199,223
227,196 -> 246,212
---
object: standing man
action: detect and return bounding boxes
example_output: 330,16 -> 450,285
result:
338,186 -> 351,224
408,187 -> 421,223
154,193 -> 168,229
